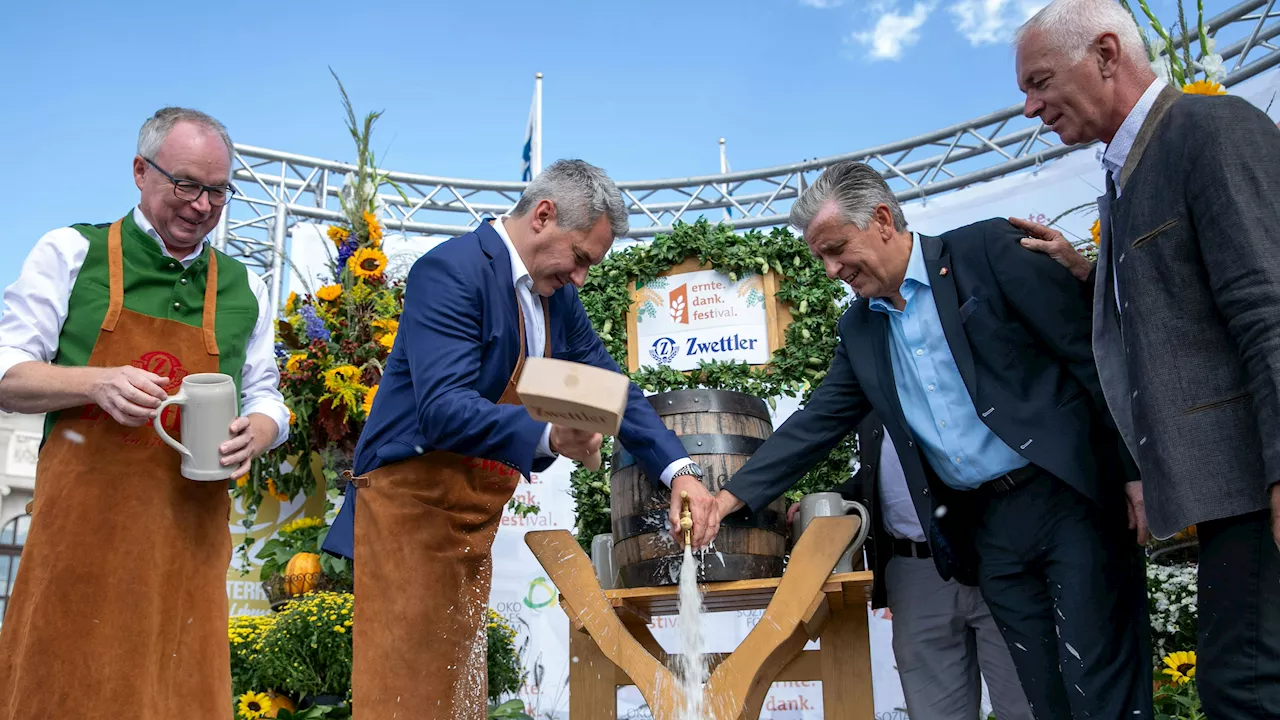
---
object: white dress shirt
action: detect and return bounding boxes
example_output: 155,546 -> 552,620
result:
875,426 -> 927,543
1101,78 -> 1166,313
490,217 -> 691,485
0,207 -> 290,449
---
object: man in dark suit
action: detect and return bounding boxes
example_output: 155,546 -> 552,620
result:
321,159 -> 710,719
826,412 -> 1032,720
1012,2 -> 1280,715
689,161 -> 1150,719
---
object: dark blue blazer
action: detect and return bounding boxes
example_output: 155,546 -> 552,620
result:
322,223 -> 687,559
723,219 -> 1134,585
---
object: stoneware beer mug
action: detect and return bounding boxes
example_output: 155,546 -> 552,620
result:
793,492 -> 871,574
152,372 -> 238,481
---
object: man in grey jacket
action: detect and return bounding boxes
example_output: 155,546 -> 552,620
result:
1013,1 -> 1280,717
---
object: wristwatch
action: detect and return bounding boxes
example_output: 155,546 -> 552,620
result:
671,462 -> 704,483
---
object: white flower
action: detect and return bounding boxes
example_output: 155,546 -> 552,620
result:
1198,53 -> 1227,83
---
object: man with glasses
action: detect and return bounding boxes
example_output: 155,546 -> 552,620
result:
0,107 -> 289,718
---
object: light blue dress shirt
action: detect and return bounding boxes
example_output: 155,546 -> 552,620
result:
868,235 -> 1028,490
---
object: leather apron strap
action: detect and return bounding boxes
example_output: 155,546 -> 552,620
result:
101,218 -> 220,356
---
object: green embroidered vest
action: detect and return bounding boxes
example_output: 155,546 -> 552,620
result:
45,212 -> 261,438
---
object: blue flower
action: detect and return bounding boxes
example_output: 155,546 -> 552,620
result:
274,341 -> 289,359
299,305 -> 331,342
336,239 -> 358,268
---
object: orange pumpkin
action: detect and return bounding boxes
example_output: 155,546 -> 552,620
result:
1174,525 -> 1198,541
285,552 -> 321,596
266,691 -> 295,718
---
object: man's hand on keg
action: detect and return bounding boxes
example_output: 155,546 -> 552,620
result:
670,475 -> 717,550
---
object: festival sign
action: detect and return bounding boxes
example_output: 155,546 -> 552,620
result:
627,259 -> 791,373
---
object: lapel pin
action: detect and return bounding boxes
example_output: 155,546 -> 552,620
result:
939,267 -> 949,276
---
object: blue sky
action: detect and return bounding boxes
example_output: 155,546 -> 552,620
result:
0,0 -> 1197,290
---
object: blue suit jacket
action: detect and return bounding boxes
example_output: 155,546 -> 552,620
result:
322,223 -> 687,558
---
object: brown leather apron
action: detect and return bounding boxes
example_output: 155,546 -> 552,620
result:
0,220 -> 231,719
351,295 -> 550,719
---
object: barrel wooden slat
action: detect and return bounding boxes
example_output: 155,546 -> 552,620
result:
610,389 -> 788,587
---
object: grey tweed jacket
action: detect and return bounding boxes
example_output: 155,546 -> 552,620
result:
1094,84 -> 1280,538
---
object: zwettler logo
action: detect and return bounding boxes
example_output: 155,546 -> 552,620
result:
650,334 -> 760,366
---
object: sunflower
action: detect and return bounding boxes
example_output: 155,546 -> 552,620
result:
237,691 -> 273,719
235,475 -> 248,488
316,284 -> 343,302
372,318 -> 399,338
327,225 -> 350,246
363,210 -> 383,247
323,365 -> 361,392
285,291 -> 298,314
1183,80 -> 1226,96
280,516 -> 325,534
288,409 -> 297,426
349,247 -> 388,280
285,354 -> 306,374
1090,218 -> 1101,246
363,384 -> 379,416
379,331 -> 397,351
1162,650 -> 1197,686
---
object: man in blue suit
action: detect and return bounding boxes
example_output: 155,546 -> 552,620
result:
690,161 -> 1151,720
321,159 -> 709,719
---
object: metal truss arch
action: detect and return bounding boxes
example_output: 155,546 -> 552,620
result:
222,0 -> 1280,311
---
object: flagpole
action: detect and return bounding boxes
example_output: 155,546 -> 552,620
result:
534,72 -> 543,177
719,137 -> 729,221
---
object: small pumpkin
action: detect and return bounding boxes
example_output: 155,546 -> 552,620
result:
1173,524 -> 1198,541
284,552 -> 321,596
266,691 -> 295,718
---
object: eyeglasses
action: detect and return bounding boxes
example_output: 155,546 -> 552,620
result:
143,157 -> 236,207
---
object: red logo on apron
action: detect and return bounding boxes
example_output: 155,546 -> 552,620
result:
132,351 -> 188,391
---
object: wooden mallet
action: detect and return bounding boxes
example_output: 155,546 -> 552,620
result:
516,357 -> 630,471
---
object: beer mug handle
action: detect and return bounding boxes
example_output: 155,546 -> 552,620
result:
153,390 -> 191,459
840,499 -> 873,559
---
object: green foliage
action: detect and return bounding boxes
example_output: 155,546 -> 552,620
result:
255,592 -> 354,700
1154,679 -> 1204,720
573,219 -> 854,545
488,699 -> 535,719
486,610 -> 527,702
277,705 -> 351,720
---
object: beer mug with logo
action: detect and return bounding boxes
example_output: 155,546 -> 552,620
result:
153,372 -> 238,481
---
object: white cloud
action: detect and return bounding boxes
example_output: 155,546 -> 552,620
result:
853,2 -> 934,61
799,0 -> 845,7
949,0 -> 1046,46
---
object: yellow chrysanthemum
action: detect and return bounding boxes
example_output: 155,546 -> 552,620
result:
327,225 -> 350,246
316,284 -> 343,302
349,247 -> 388,280
1183,80 -> 1226,96
323,365 -> 361,392
363,384 -> 379,415
1090,218 -> 1101,246
285,291 -> 298,314
280,516 -> 325,534
1162,650 -> 1197,686
379,331 -> 397,351
363,211 -> 383,247
237,691 -> 273,719
285,353 -> 306,374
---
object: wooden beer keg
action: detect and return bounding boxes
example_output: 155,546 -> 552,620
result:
609,388 -> 787,587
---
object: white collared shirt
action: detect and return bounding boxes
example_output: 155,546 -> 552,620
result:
0,207 -> 290,448
490,217 -> 691,485
1102,78 -> 1167,197
1100,78 -> 1166,312
876,426 -> 926,542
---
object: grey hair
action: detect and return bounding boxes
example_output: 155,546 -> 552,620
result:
789,161 -> 907,235
512,159 -> 629,239
1015,0 -> 1148,67
137,107 -> 234,163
